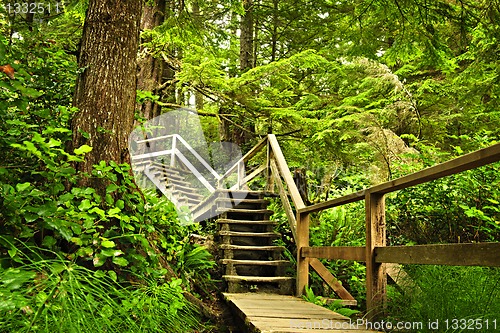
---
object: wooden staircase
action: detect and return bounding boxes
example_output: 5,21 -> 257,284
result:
215,190 -> 294,294
133,161 -> 204,209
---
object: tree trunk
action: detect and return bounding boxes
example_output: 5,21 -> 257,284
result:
239,0 -> 254,71
137,0 -> 166,121
72,0 -> 143,192
271,0 -> 279,62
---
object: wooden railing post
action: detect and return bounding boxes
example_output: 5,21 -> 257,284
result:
296,212 -> 310,296
365,191 -> 387,320
266,138 -> 275,192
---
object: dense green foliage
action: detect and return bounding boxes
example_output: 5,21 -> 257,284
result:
387,265 -> 500,332
0,240 -> 200,333
0,6 -> 213,331
1,0 -> 500,329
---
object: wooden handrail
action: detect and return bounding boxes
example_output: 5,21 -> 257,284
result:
266,134 -> 311,297
200,135 -> 500,318
295,142 -> 500,321
299,189 -> 366,214
299,143 -> 500,214
218,137 -> 268,188
370,142 -> 500,194
267,134 -> 306,210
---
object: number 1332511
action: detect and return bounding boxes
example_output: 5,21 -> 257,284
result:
5,2 -> 61,15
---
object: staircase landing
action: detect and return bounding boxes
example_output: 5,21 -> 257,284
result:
224,293 -> 378,333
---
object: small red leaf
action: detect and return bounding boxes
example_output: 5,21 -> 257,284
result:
0,64 -> 15,79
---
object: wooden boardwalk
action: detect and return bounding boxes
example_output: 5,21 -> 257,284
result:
223,293 -> 378,333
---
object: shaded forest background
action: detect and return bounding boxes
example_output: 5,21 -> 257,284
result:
1,0 -> 499,332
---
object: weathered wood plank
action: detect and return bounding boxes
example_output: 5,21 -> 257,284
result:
220,137 -> 267,185
309,258 -> 355,301
248,317 -> 365,332
375,243 -> 500,266
270,159 -> 297,241
365,192 -> 386,321
301,246 -> 366,261
223,293 -> 378,332
299,190 -> 366,214
370,143 -> 500,194
296,211 -> 310,296
268,134 -> 305,209
241,164 -> 267,186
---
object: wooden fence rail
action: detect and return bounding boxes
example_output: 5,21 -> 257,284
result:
237,135 -> 500,321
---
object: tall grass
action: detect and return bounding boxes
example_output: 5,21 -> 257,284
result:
0,241 -> 201,333
387,265 -> 500,332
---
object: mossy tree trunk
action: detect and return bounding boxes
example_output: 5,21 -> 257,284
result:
72,0 -> 143,191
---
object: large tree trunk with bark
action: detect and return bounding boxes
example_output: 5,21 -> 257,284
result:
72,0 -> 143,191
137,0 -> 166,122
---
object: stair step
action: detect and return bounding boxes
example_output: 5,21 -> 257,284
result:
223,275 -> 293,283
177,197 -> 201,205
218,231 -> 280,238
150,170 -> 185,182
221,259 -> 289,266
217,219 -> 277,225
219,245 -> 285,251
172,190 -> 204,200
218,189 -> 278,197
166,183 -> 200,193
149,162 -> 181,171
149,162 -> 188,173
217,208 -> 274,214
164,178 -> 192,187
216,198 -> 270,204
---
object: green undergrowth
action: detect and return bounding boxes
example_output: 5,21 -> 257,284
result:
387,265 -> 500,332
0,240 -> 201,333
0,49 -> 216,331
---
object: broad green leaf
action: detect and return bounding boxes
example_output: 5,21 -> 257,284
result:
74,144 -> 93,155
47,138 -> 62,147
78,199 -> 92,211
112,257 -> 129,266
58,226 -> 73,240
105,194 -> 114,205
116,199 -> 125,210
15,182 -> 31,192
101,240 -> 116,248
42,236 -> 57,247
7,248 -> 17,258
93,254 -> 106,267
94,270 -> 106,278
71,237 -> 83,246
106,184 -> 119,193
101,249 -> 123,257
108,270 -> 117,282
108,207 -> 121,215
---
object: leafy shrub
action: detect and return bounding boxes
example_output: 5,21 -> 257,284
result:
388,136 -> 500,245
303,285 -> 360,318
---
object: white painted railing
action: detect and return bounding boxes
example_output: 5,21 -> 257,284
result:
133,134 -> 220,192
132,133 -> 254,194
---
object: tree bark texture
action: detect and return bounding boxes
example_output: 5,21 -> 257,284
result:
136,0 -> 166,122
240,0 -> 254,71
72,0 -> 143,190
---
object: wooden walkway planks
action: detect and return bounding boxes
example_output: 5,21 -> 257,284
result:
223,293 -> 378,333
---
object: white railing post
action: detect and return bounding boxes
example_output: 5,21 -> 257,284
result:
170,135 -> 177,167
